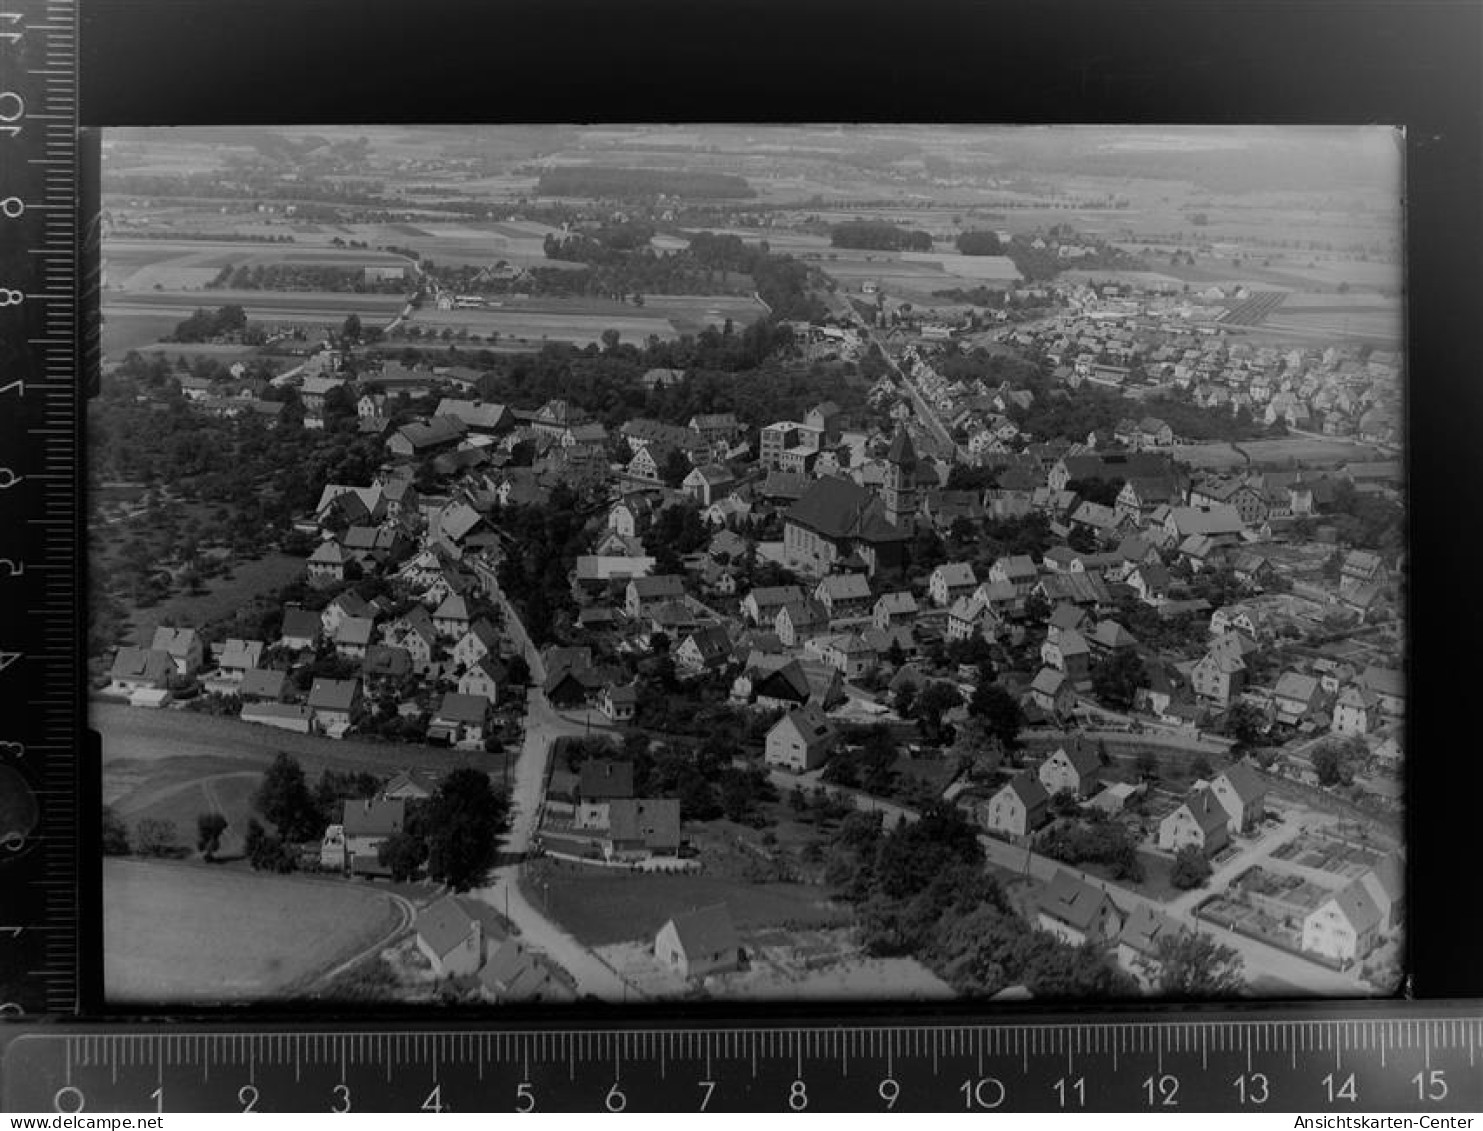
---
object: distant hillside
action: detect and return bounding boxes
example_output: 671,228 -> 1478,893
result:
536,166 -> 756,200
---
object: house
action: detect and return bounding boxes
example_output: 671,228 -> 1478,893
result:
574,760 -> 635,829
1037,744 -> 1103,799
150,626 -> 204,677
597,682 -> 638,723
238,667 -> 287,702
431,593 -> 472,640
1117,905 -> 1185,985
434,398 -> 511,436
339,796 -> 406,873
1157,788 -> 1231,857
682,463 -> 736,506
452,619 -> 501,672
1039,629 -> 1091,682
814,572 -> 874,620
1086,619 -> 1137,658
307,677 -> 361,738
1025,667 -> 1076,719
1272,671 -> 1323,727
626,575 -> 686,619
775,599 -> 829,647
428,692 -> 490,747
1331,686 -> 1380,736
818,632 -> 877,679
1209,761 -> 1268,835
988,554 -> 1039,593
977,772 -> 1049,838
607,493 -> 654,538
416,895 -> 485,977
872,591 -> 919,631
743,585 -> 808,625
380,767 -> 440,801
279,606 -> 322,651
764,703 -> 839,772
1036,871 -> 1124,947
1302,881 -> 1382,965
1191,646 -> 1246,707
946,596 -> 994,642
387,416 -> 467,458
605,797 -> 682,860
655,904 -> 742,979
1357,851 -> 1404,930
458,655 -> 506,706
216,638 -> 264,681
927,561 -> 978,608
675,625 -> 735,675
1358,666 -> 1405,717
479,938 -> 574,1003
329,615 -> 374,661
107,646 -> 174,695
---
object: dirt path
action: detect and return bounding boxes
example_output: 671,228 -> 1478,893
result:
309,888 -> 416,990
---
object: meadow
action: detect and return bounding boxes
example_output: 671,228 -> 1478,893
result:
104,858 -> 404,1002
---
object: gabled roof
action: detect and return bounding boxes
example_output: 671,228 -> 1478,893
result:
629,574 -> 686,599
1030,667 -> 1069,696
1324,880 -> 1384,935
1088,620 -> 1137,649
435,691 -> 488,724
579,759 -> 634,801
934,561 -> 978,588
1118,903 -> 1181,956
417,894 -> 480,959
785,476 -> 910,545
747,585 -> 806,610
1038,870 -> 1113,932
1178,787 -> 1231,834
776,702 -> 836,744
663,903 -> 739,960
308,677 -> 360,712
342,796 -> 404,838
150,626 -> 200,658
1274,671 -> 1320,703
219,638 -> 264,670
239,667 -> 286,699
1215,760 -> 1267,804
608,797 -> 681,849
816,572 -> 873,602
432,593 -> 470,622
999,771 -> 1049,808
1047,743 -> 1101,778
875,591 -> 918,615
109,646 -> 173,683
335,616 -> 376,647
281,606 -> 322,640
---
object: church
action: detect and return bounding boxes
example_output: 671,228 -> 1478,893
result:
781,427 -> 920,579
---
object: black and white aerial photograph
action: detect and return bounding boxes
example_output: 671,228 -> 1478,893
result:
88,124 -> 1406,1006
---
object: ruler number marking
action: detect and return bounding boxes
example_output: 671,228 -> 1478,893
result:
1321,1073 -> 1357,1103
787,1079 -> 807,1111
149,1086 -> 163,1112
515,1081 -> 535,1113
605,1082 -> 627,1112
697,1079 -> 715,1111
331,1083 -> 351,1113
0,11 -> 21,43
1143,1073 -> 1179,1106
960,1077 -> 1005,1110
1233,1072 -> 1269,1106
239,1084 -> 259,1112
1412,1069 -> 1448,1102
1053,1075 -> 1085,1108
878,1077 -> 899,1109
422,1084 -> 443,1113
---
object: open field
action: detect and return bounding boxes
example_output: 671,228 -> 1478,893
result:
119,551 -> 306,643
105,857 -> 403,1002
105,288 -> 408,317
92,701 -> 490,778
408,307 -> 679,346
104,239 -> 413,292
900,251 -> 1021,281
113,768 -> 263,859
525,863 -> 849,948
1238,436 -> 1387,466
99,310 -> 186,357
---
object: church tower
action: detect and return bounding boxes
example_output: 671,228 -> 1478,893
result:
882,425 -> 919,528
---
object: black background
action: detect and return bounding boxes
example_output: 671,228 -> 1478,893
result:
72,0 -> 1481,1007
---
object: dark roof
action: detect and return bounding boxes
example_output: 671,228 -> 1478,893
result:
308,677 -> 360,711
785,476 -> 910,545
1038,870 -> 1114,932
579,759 -> 634,801
1180,787 -> 1231,834
664,903 -> 739,960
109,646 -> 173,683
608,797 -> 681,850
1215,760 -> 1267,804
281,607 -> 321,641
417,894 -> 480,958
435,692 -> 489,724
239,667 -> 287,699
885,426 -> 918,468
342,796 -> 405,838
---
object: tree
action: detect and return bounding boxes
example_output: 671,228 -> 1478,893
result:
341,313 -> 363,345
135,818 -> 178,858
1225,701 -> 1267,750
914,681 -> 964,742
1136,749 -> 1160,781
1090,649 -> 1148,711
243,817 -> 296,873
1142,931 -> 1244,996
424,767 -> 511,892
102,805 -> 131,855
253,752 -> 321,843
377,830 -> 429,882
1170,844 -> 1213,889
1311,740 -> 1355,787
969,682 -> 1024,749
196,812 -> 228,861
659,446 -> 692,489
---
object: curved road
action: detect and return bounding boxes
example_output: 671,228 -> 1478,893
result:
312,887 -> 417,989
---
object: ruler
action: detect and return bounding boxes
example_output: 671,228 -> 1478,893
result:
3,1006 -> 1481,1112
0,0 -> 87,1020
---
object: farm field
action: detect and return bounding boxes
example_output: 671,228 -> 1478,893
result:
105,288 -> 408,316
99,310 -> 187,357
112,766 -> 263,859
899,251 -> 1022,281
524,864 -> 849,949
104,238 -> 413,292
407,308 -> 679,346
1237,436 -> 1386,467
105,858 -> 404,1002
